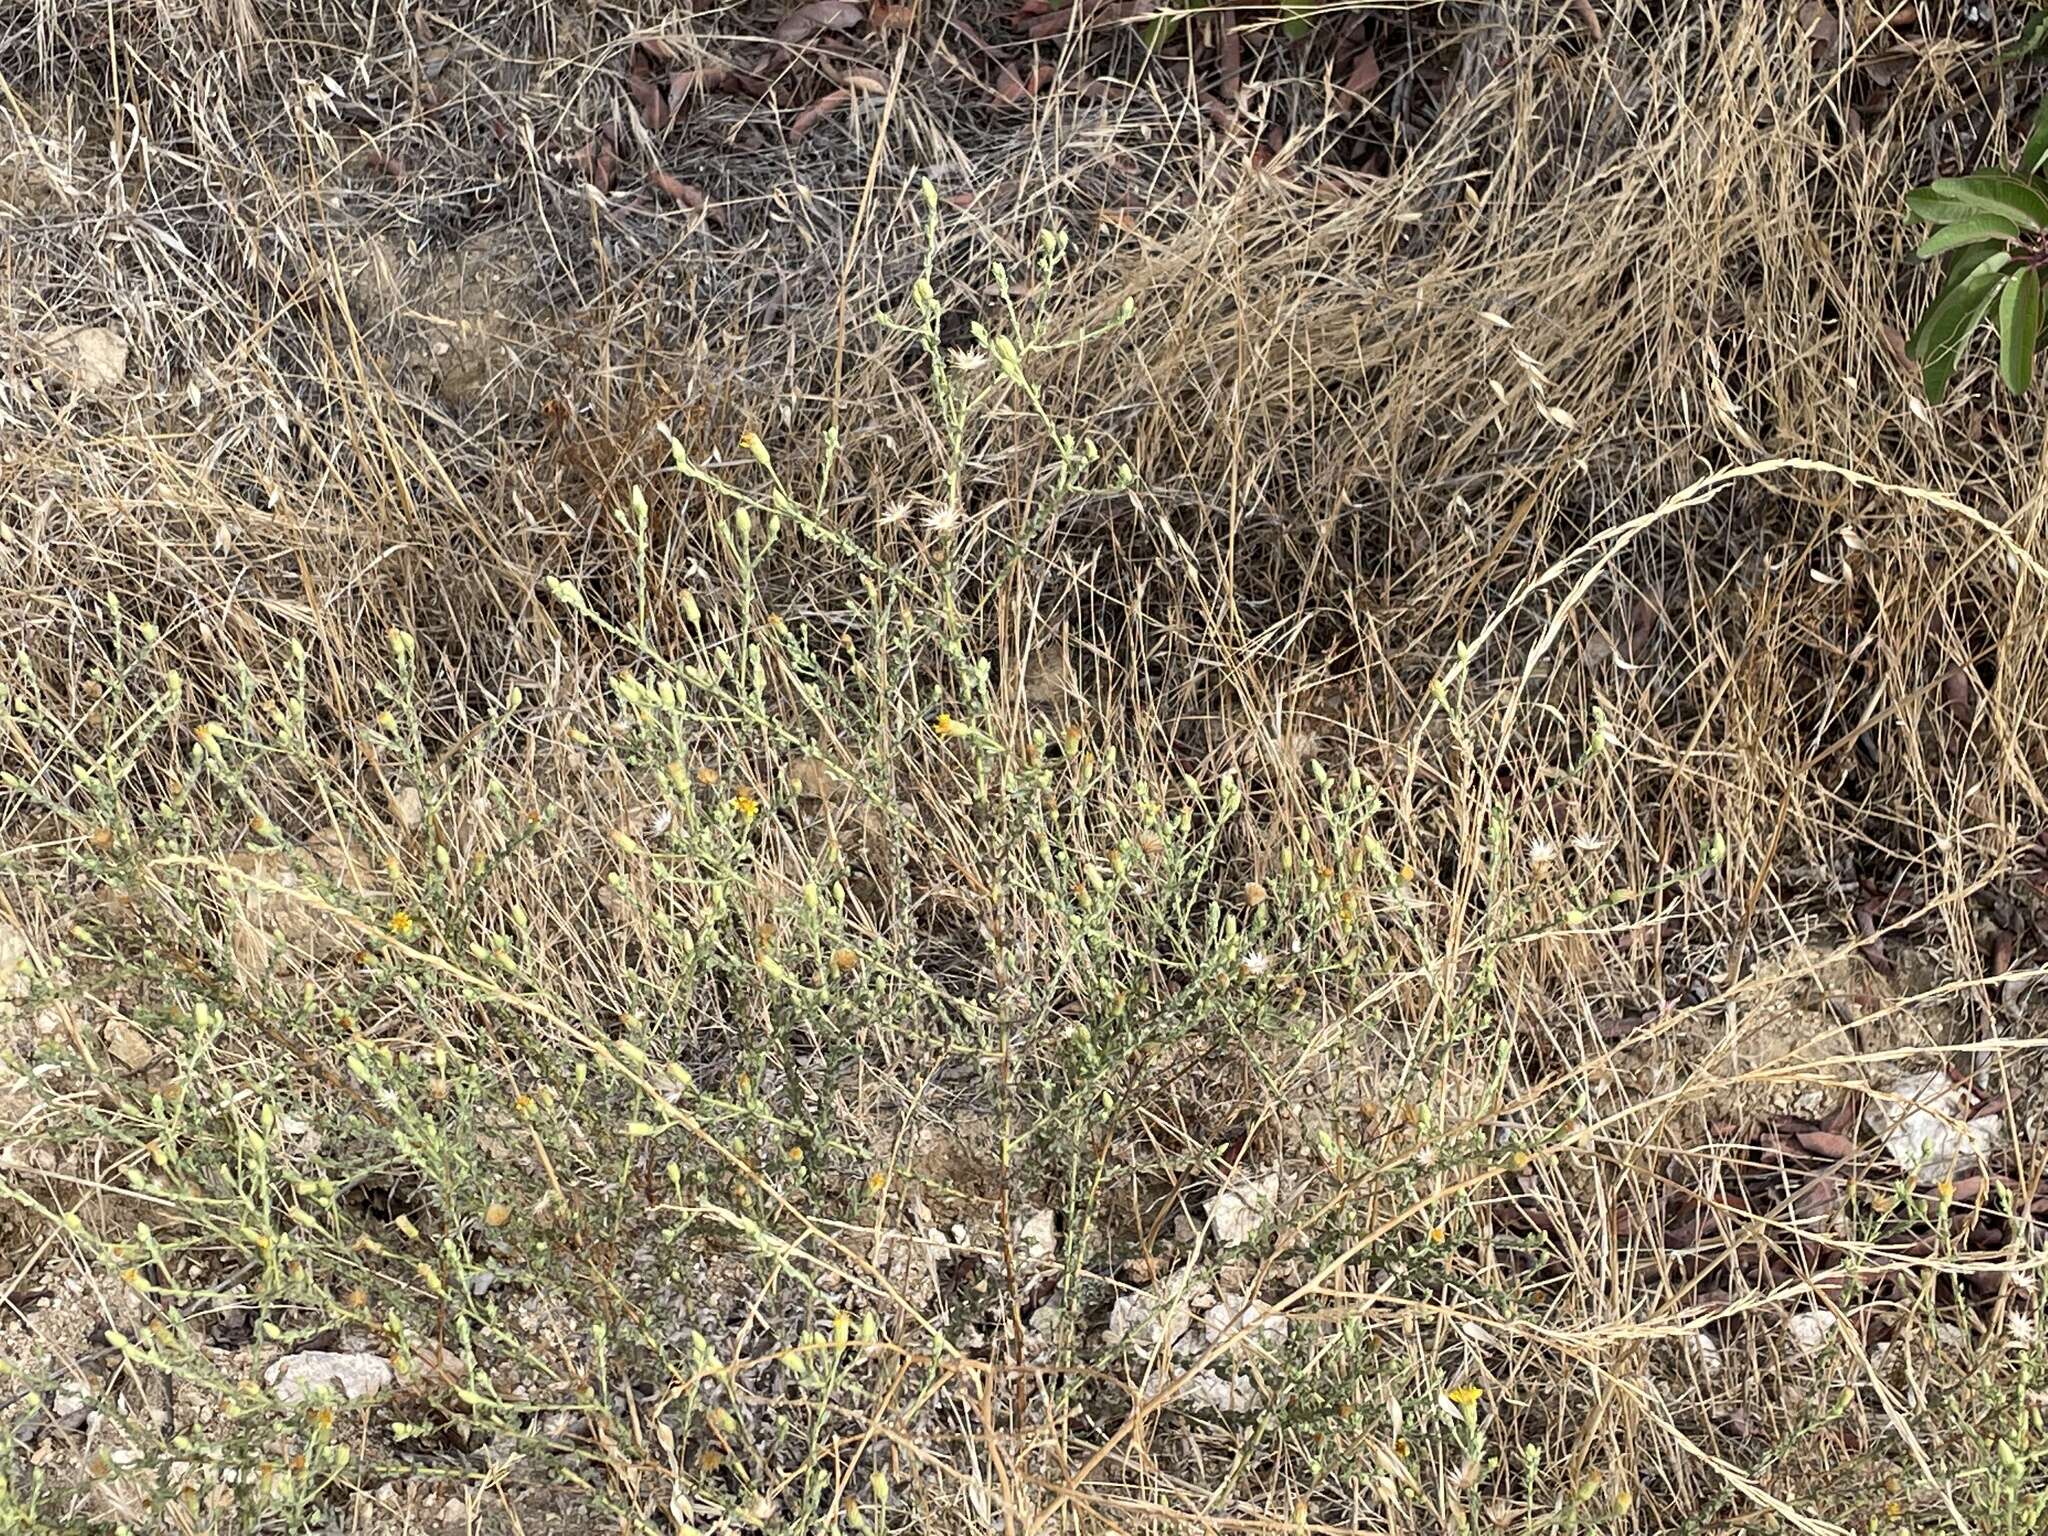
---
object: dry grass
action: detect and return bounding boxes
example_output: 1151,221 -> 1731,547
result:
6,1 -> 2048,1532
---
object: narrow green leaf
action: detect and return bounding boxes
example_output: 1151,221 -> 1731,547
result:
1915,173 -> 2048,231
2000,267 -> 2041,394
1140,11 -> 1181,48
1917,216 -> 2021,259
2003,7 -> 2048,64
2021,96 -> 2048,177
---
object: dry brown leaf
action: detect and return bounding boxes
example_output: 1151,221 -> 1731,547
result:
775,0 -> 865,43
650,168 -> 706,207
1793,1129 -> 1856,1160
869,1 -> 917,29
1797,0 -> 1837,57
842,67 -> 890,91
626,72 -> 671,131
398,1339 -> 470,1397
1000,63 -> 1055,104
1341,45 -> 1380,97
666,67 -> 726,115
791,757 -> 865,803
569,132 -> 620,192
790,88 -> 851,140
34,326 -> 129,395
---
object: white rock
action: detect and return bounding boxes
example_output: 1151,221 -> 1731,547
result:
391,786 -> 425,830
1785,1310 -> 1837,1357
1015,1207 -> 1057,1264
101,1017 -> 154,1071
1108,1268 -> 1213,1358
1200,1295 -> 1289,1351
263,1350 -> 394,1404
33,326 -> 129,395
0,915 -> 30,1001
1866,1070 -> 1999,1187
1180,1370 -> 1259,1413
1107,1289 -> 1195,1355
1207,1167 -> 1281,1247
1683,1330 -> 1724,1377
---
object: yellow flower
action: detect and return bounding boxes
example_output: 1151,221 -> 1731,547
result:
387,909 -> 416,939
738,430 -> 771,467
935,712 -> 967,739
731,790 -> 760,821
1446,1382 -> 1483,1432
832,947 -> 860,974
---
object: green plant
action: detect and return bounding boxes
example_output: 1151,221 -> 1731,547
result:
1904,104 -> 2048,402
2005,7 -> 2048,65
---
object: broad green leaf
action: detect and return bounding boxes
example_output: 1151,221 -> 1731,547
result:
1999,267 -> 2041,393
2021,96 -> 2048,178
1938,240 -> 2003,282
1917,216 -> 2021,259
1907,185 -> 1985,224
1922,341 -> 1966,405
1918,265 -> 2008,403
1280,0 -> 1312,41
1913,172 -> 2048,231
1908,248 -> 2011,362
